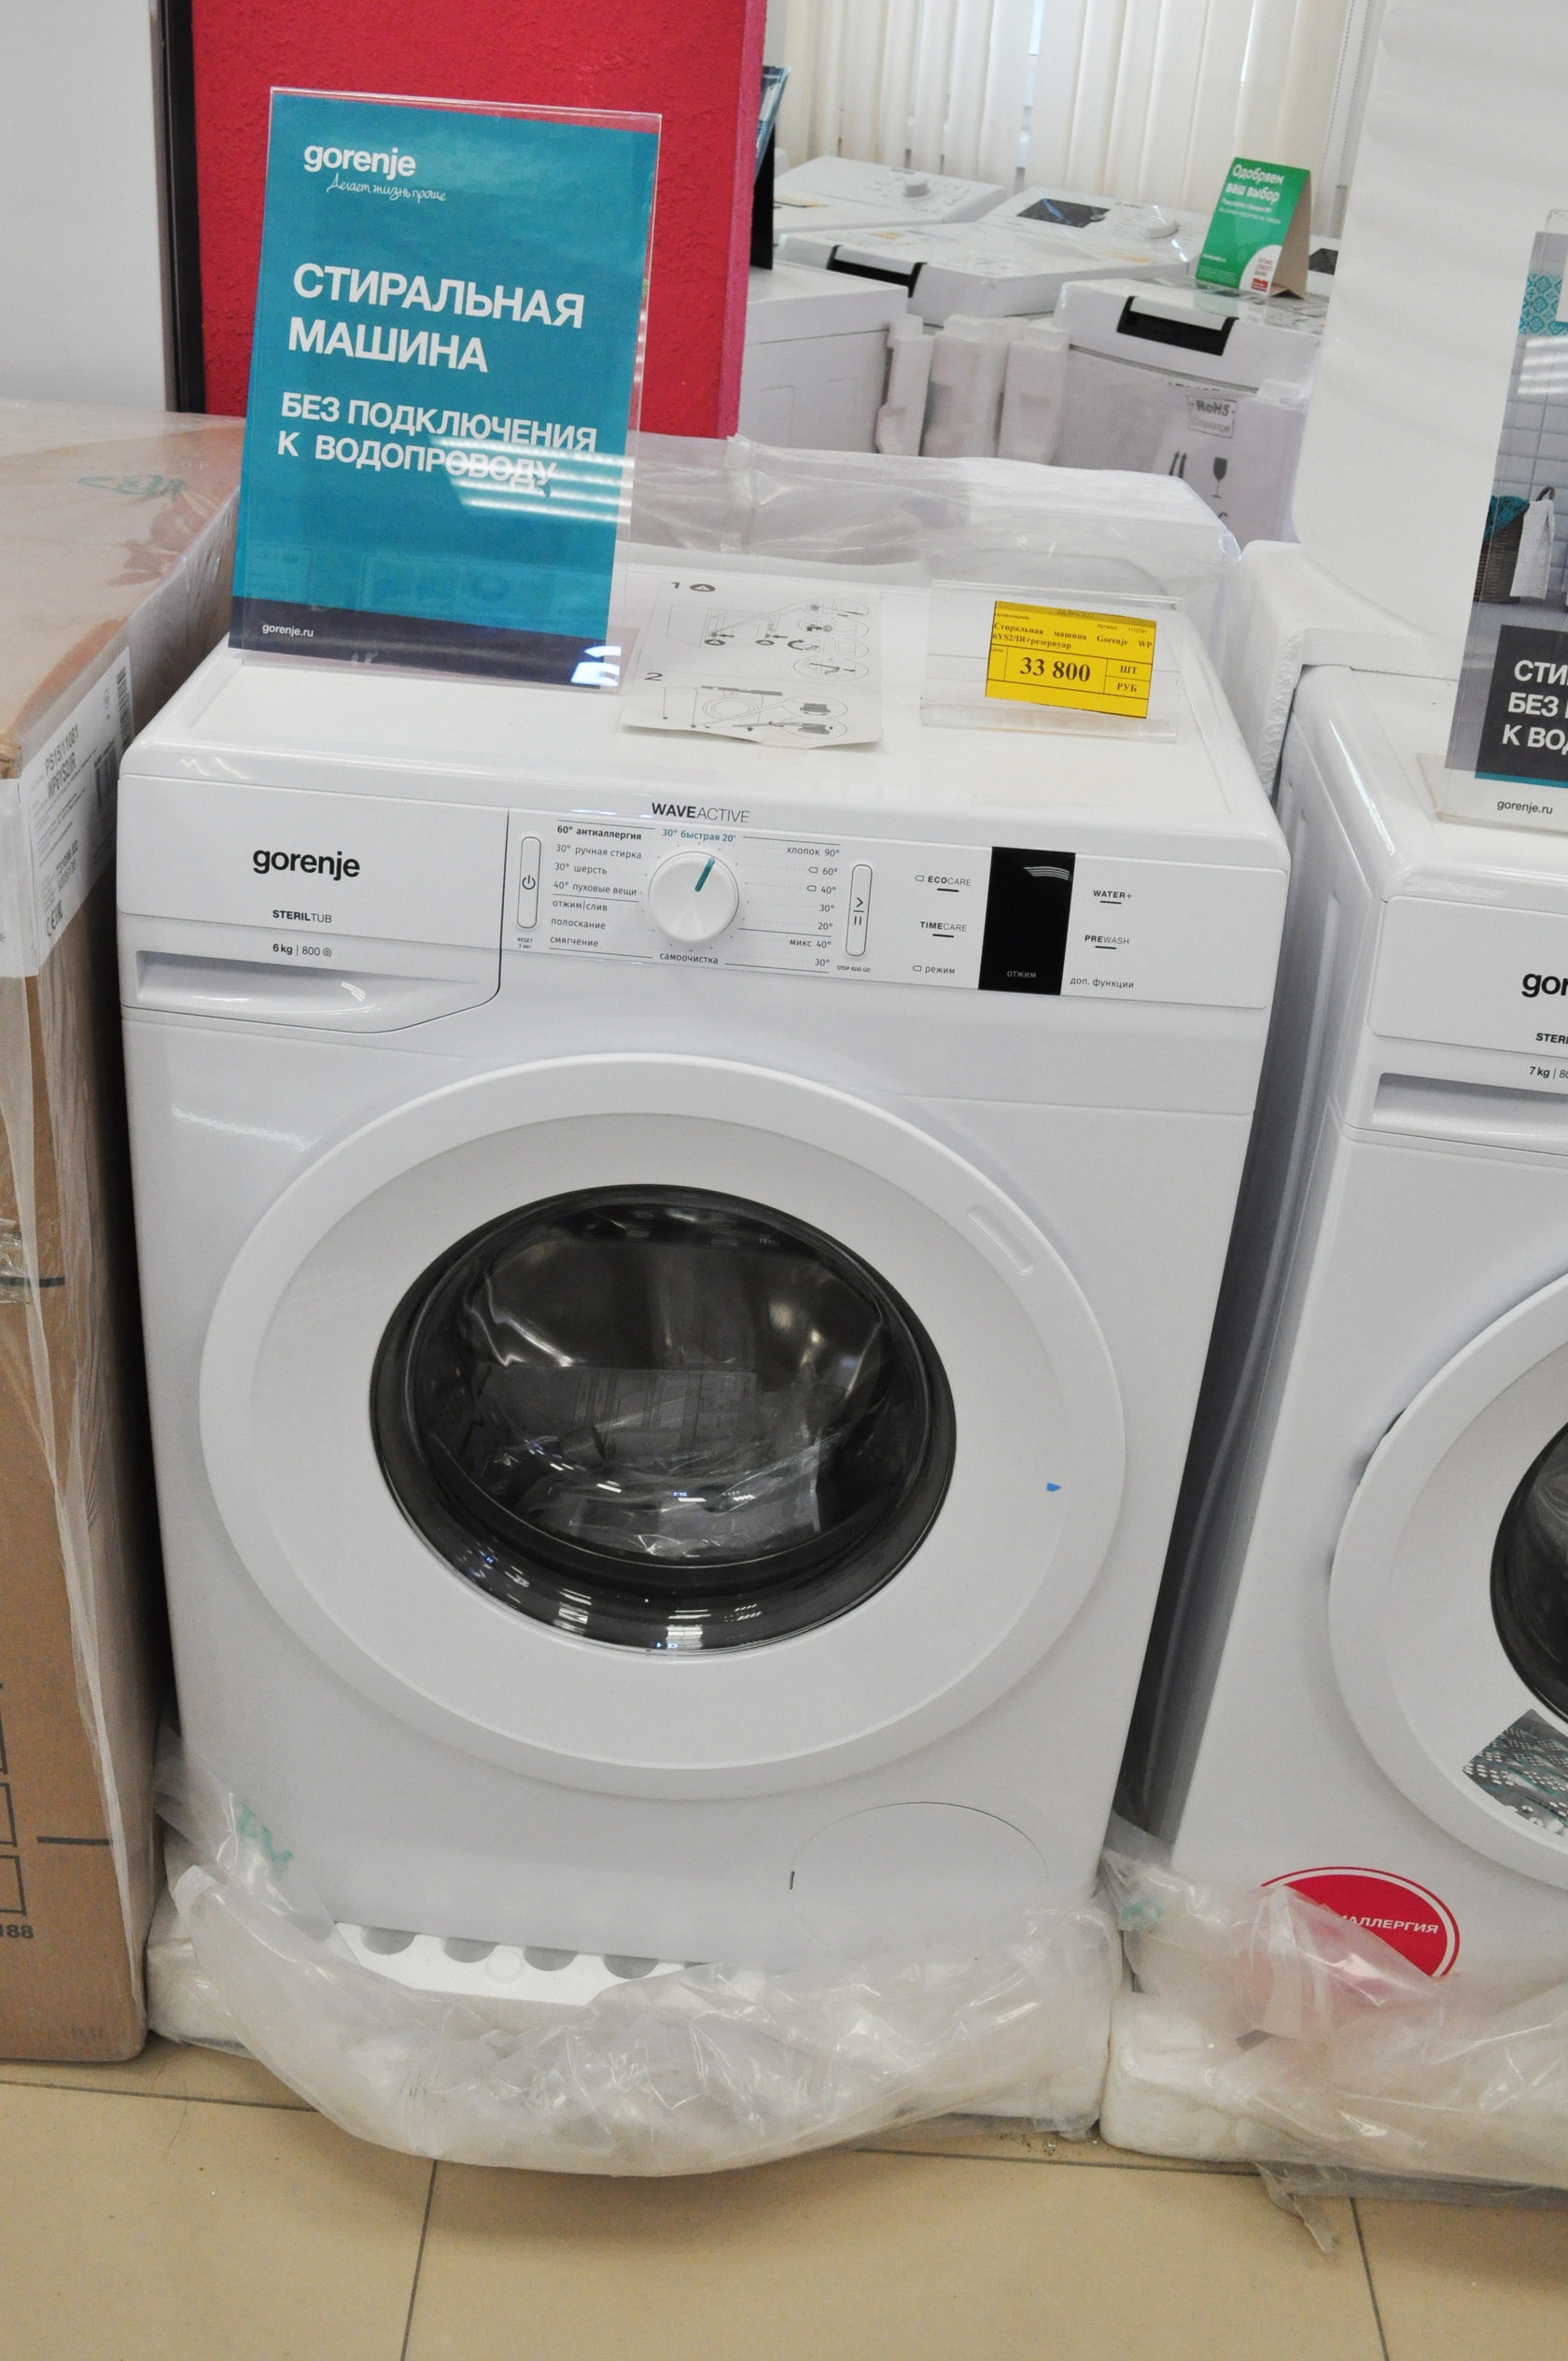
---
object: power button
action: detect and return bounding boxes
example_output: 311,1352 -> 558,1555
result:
516,836 -> 542,930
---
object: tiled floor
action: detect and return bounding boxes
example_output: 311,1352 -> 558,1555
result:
2,2041 -> 1565,2358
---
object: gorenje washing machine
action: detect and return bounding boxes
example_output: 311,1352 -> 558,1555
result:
119,559 -> 1285,1975
1124,668 -> 1568,1984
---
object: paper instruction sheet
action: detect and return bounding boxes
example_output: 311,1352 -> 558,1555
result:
623,575 -> 882,748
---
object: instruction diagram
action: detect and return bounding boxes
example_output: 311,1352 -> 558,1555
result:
623,576 -> 883,748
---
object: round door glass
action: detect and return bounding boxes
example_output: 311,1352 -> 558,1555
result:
1492,1423 -> 1568,1721
371,1187 -> 956,1650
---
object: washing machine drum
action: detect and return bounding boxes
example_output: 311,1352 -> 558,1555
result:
1492,1426 -> 1568,1723
372,1186 -> 956,1650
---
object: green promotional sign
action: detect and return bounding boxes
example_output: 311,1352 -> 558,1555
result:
1197,159 -> 1311,299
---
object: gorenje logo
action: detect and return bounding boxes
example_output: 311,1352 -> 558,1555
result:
253,848 -> 361,879
1523,972 -> 1568,997
303,144 -> 417,179
650,801 -> 749,823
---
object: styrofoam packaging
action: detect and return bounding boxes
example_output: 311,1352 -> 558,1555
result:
1291,0 -> 1568,650
875,316 -> 934,457
921,316 -> 1020,459
997,321 -> 1071,465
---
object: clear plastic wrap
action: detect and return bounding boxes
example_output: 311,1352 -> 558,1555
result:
628,432 -> 1238,642
1254,2163 -> 1568,2255
148,1733 -> 1120,2173
1101,1850 -> 1568,2191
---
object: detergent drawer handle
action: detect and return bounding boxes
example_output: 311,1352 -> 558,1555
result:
132,949 -> 495,1031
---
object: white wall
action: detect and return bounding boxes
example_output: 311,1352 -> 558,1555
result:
0,0 -> 171,408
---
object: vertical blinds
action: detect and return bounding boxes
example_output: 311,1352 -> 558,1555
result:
776,0 -> 1356,220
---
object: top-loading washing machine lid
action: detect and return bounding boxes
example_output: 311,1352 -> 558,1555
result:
1331,1269 -> 1568,1888
200,1053 -> 1126,1801
771,156 -> 1005,240
988,186 -> 1210,268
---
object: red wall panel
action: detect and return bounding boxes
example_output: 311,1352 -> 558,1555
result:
190,1 -> 766,435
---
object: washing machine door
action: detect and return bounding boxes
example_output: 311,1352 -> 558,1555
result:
200,1055 -> 1125,1799
1331,1269 -> 1568,1888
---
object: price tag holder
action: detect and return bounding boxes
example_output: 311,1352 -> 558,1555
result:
921,583 -> 1176,740
986,602 -> 1156,719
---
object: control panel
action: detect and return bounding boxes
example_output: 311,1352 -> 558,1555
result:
1373,895 -> 1568,1089
508,815 -> 1281,1008
113,773 -> 1279,1013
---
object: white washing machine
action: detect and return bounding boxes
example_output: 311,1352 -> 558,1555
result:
988,188 -> 1204,243
1050,280 -> 1323,548
1125,667 -> 1568,1983
771,155 -> 1004,244
118,562 -> 1285,1973
778,190 -> 1208,326
738,262 -> 908,451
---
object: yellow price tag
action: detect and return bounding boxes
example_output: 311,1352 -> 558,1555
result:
986,602 -> 1156,720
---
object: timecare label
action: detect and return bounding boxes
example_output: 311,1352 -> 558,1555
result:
985,602 -> 1156,719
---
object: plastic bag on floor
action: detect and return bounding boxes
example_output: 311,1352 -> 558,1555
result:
147,1735 -> 1119,2172
1100,1852 -> 1568,2188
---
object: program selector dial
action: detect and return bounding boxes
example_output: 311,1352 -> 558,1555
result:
646,850 -> 741,945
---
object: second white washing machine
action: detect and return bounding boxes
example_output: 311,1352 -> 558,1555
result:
1049,279 -> 1323,547
777,190 -> 1207,326
1126,667 -> 1568,1983
770,155 -> 1005,244
119,559 -> 1286,1973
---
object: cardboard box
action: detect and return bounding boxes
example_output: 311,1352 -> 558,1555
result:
0,402 -> 242,2058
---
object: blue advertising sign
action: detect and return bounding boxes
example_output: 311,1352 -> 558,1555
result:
231,90 -> 659,683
